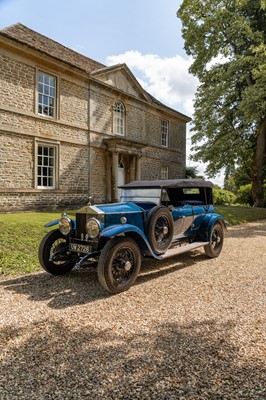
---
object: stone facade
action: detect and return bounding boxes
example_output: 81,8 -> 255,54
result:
0,23 -> 190,212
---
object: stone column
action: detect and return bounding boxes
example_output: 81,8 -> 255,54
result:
112,151 -> 119,202
129,156 -> 136,182
136,156 -> 142,180
106,152 -> 112,202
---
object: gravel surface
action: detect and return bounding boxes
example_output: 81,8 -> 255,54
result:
1,220 -> 265,399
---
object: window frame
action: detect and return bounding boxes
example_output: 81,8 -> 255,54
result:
35,140 -> 59,190
161,165 -> 169,180
161,119 -> 169,147
113,100 -> 126,136
36,69 -> 59,119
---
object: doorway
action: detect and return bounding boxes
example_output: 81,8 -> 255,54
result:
117,158 -> 125,200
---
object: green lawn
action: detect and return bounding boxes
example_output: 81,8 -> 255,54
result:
215,205 -> 266,225
0,211 -> 74,276
0,206 -> 265,276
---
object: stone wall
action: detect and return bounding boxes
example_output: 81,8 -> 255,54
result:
0,43 -> 188,211
0,53 -> 35,112
0,132 -> 33,189
0,191 -> 88,212
0,48 -> 90,211
89,146 -> 107,203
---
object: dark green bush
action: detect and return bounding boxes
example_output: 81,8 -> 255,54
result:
213,188 -> 236,205
235,183 -> 266,207
236,184 -> 253,206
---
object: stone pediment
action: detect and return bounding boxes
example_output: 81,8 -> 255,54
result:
91,64 -> 150,102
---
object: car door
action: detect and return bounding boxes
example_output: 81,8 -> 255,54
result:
172,204 -> 194,238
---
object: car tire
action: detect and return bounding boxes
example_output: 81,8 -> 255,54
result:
38,229 -> 76,275
204,222 -> 224,258
145,206 -> 174,255
97,237 -> 141,294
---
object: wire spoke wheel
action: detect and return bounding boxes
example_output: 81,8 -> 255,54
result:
210,226 -> 222,250
112,247 -> 135,284
146,206 -> 174,254
154,216 -> 171,244
204,222 -> 224,258
39,229 -> 75,274
97,237 -> 141,294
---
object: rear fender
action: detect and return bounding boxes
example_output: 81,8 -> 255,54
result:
199,214 -> 227,242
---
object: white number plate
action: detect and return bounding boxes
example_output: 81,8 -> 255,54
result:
70,243 -> 92,253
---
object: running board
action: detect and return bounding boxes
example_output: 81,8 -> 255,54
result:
160,242 -> 209,259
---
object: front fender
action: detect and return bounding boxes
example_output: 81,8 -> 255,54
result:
100,224 -> 162,259
44,218 -> 76,230
199,214 -> 227,242
101,223 -> 145,237
44,219 -> 60,228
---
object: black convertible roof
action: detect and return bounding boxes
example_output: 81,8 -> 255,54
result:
120,179 -> 213,189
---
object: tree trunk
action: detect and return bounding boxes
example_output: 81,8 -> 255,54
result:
252,118 -> 266,207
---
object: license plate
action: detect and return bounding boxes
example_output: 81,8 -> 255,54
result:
69,243 -> 92,253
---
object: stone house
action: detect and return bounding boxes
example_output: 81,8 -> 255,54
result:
0,23 -> 191,212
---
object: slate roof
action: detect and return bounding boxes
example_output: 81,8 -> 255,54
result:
0,23 -> 105,73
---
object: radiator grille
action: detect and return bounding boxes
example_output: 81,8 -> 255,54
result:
76,213 -> 94,239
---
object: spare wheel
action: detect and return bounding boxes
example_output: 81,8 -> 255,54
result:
145,206 -> 174,254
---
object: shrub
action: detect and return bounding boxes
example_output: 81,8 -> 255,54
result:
236,184 -> 253,206
213,188 -> 237,205
235,183 -> 266,207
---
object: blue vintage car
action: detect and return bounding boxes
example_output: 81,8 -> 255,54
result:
39,179 -> 226,294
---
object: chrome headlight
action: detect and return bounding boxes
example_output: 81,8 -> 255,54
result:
86,218 -> 100,239
59,216 -> 72,236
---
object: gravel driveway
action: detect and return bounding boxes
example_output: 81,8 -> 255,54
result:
1,220 -> 265,400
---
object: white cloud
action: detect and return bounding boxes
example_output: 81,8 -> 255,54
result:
106,50 -> 198,117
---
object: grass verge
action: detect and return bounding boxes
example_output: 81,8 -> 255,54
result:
0,207 -> 265,276
215,205 -> 266,225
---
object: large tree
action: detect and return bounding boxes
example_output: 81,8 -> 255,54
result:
178,0 -> 266,206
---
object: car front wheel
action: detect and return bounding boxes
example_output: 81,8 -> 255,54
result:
204,222 -> 224,258
97,237 -> 141,294
39,229 -> 76,275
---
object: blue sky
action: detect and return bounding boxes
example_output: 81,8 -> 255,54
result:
0,0 -> 195,115
0,0 -> 186,61
0,0 -> 224,184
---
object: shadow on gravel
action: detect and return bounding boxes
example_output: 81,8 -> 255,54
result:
0,251 -> 207,308
1,318 -> 265,399
226,220 -> 266,239
138,251 -> 207,286
0,269 -> 107,308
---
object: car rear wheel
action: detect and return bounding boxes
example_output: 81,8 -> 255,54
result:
145,206 -> 174,255
97,237 -> 141,294
204,222 -> 224,258
39,229 -> 76,275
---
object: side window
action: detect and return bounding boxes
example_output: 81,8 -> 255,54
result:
161,120 -> 169,147
36,143 -> 58,189
38,71 -> 57,118
113,101 -> 125,136
161,165 -> 169,179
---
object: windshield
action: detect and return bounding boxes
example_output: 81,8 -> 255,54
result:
120,188 -> 162,204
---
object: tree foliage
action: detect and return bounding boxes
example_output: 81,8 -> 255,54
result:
178,0 -> 266,206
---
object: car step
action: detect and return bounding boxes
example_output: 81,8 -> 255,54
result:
161,242 -> 209,259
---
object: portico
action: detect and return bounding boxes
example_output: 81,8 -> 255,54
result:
104,138 -> 145,202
